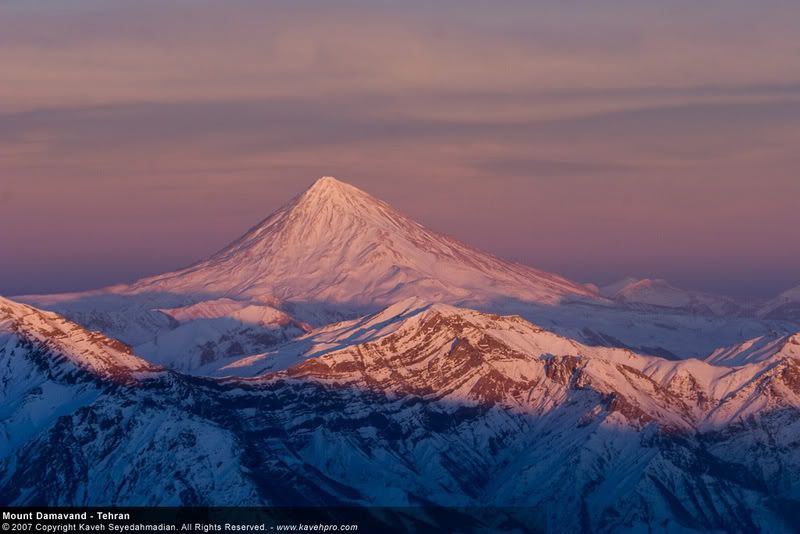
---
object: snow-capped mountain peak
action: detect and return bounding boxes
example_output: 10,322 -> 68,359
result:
296,175 -> 370,211
122,177 -> 597,319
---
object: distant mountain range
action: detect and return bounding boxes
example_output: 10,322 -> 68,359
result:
4,177 -> 800,532
760,284 -> 800,321
598,277 -> 742,316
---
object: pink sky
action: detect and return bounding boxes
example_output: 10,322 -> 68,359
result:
2,1 -> 799,298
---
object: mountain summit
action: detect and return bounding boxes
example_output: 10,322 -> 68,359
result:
125,176 -> 597,316
20,177 -> 782,362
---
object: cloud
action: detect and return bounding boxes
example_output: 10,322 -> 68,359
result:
1,96 -> 798,194
474,158 -> 634,179
2,1 -> 800,113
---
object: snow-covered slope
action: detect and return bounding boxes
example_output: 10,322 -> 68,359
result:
14,291 -> 311,373
759,283 -> 800,322
123,176 -> 596,311
17,176 -> 611,371
2,296 -> 800,532
705,332 -> 800,366
0,297 -> 272,505
20,177 -> 792,368
136,298 -> 310,372
214,298 -> 800,427
0,296 -> 158,381
0,296 -> 159,461
482,296 -> 786,361
600,277 -> 740,315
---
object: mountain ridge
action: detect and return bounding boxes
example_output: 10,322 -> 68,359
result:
206,296 -> 800,429
0,295 -> 159,382
3,295 -> 800,532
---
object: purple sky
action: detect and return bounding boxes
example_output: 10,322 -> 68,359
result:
2,1 -> 799,299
